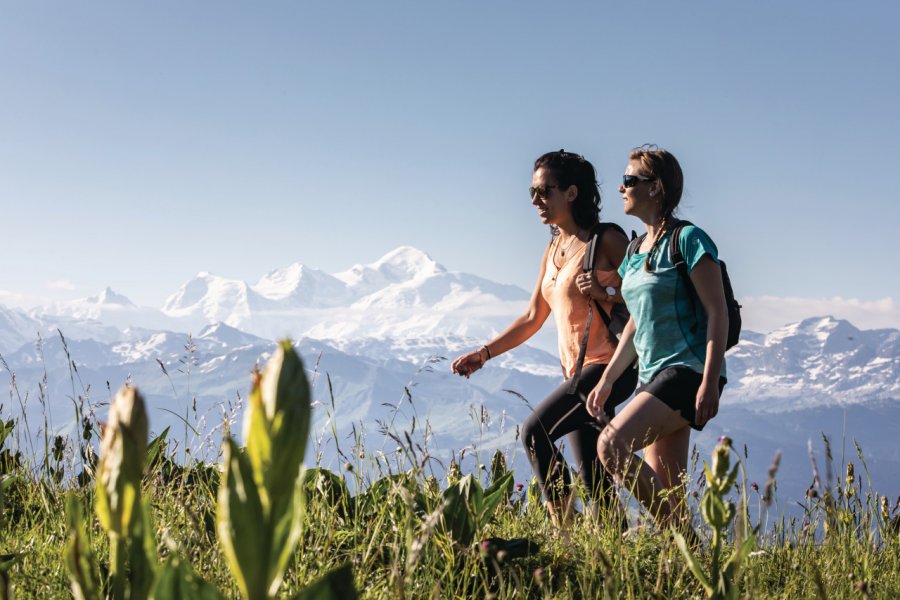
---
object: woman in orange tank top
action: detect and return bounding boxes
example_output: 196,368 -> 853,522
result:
451,150 -> 637,528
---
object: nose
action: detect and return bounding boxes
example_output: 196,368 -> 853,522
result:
618,183 -> 626,194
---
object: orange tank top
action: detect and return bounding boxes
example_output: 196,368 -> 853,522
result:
541,239 -> 620,378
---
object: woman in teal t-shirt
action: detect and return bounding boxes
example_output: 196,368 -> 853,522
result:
585,145 -> 728,531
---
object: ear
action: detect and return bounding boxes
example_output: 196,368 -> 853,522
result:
564,184 -> 578,203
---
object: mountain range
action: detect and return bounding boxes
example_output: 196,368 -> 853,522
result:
0,246 -> 896,514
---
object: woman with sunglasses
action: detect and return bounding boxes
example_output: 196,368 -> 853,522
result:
585,145 -> 728,533
451,150 -> 636,528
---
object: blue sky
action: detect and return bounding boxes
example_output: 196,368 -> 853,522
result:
1,2 -> 899,330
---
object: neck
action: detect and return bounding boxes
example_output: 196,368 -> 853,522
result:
557,222 -> 582,240
643,213 -> 667,240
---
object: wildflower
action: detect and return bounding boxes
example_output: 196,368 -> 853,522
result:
751,482 -> 759,492
717,435 -> 732,447
516,483 -> 524,490
533,567 -> 544,583
344,463 -> 354,472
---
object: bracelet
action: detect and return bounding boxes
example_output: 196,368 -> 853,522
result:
479,344 -> 492,362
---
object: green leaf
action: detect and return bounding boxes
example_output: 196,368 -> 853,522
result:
146,427 -> 171,473
268,474 -> 306,597
130,499 -> 159,600
291,563 -> 358,600
723,531 -> 758,582
673,533 -> 713,596
440,481 -> 476,546
217,439 -> 269,600
724,463 -> 740,493
264,342 -> 311,518
63,493 -> 101,600
479,471 -> 514,525
303,468 -> 349,510
151,555 -> 226,600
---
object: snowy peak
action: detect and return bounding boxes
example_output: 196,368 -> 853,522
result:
88,287 -> 136,307
253,263 -> 350,307
335,246 -> 444,294
372,246 -> 444,280
197,322 -> 268,348
162,272 -> 268,321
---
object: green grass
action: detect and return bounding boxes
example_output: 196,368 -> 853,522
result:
0,340 -> 897,599
2,432 -> 898,598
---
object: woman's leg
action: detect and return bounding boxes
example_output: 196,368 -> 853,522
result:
642,426 -> 692,520
568,365 -> 638,509
596,392 -> 690,522
521,365 -> 607,503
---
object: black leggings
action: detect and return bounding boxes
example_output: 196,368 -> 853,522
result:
521,363 -> 638,503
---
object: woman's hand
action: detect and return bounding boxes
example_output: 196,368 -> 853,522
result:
451,349 -> 486,379
585,378 -> 613,423
694,378 -> 720,427
575,273 -> 607,301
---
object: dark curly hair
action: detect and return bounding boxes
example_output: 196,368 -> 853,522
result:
533,149 -> 602,232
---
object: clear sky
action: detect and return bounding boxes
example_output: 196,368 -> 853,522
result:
2,2 -> 899,330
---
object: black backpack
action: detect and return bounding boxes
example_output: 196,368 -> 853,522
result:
567,222 -> 634,392
627,220 -> 742,349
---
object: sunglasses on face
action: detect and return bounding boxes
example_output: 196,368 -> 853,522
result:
529,184 -> 558,199
622,174 -> 655,188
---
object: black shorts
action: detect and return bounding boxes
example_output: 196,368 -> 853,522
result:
636,366 -> 726,431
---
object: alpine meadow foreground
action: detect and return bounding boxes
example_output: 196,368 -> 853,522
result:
0,342 -> 897,599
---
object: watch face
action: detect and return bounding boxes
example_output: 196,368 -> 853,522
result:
605,287 -> 616,296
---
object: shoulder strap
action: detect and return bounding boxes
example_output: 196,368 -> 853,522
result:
582,222 -> 627,273
668,219 -> 693,267
626,234 -> 646,261
669,220 -> 701,334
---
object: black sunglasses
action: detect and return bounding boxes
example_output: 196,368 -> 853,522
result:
622,174 -> 655,188
529,184 -> 558,199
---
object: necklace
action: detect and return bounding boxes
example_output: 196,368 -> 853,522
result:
552,231 -> 583,273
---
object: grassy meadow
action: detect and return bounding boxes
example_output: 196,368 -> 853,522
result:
0,340 -> 897,599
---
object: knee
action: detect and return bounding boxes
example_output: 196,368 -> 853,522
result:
597,430 -> 627,476
520,414 -> 546,457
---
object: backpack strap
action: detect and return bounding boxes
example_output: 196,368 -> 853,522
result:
626,234 -> 646,261
568,222 -> 626,394
582,222 -> 627,272
669,220 -> 701,334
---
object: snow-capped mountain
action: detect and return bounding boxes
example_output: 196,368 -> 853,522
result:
156,246 -> 533,344
0,247 -> 897,512
725,317 -> 899,411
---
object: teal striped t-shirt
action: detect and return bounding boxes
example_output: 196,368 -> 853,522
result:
618,225 -> 728,384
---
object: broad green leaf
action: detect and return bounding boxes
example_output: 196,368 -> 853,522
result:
63,493 -> 101,600
217,439 -> 269,600
130,498 -> 159,600
151,555 -> 226,600
264,342 -> 311,517
303,468 -> 349,509
480,471 -> 514,524
440,483 -> 476,546
244,381 -> 272,497
291,563 -> 358,600
269,475 -> 306,597
145,427 -> 171,474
